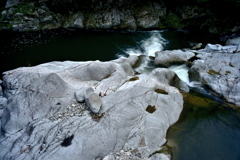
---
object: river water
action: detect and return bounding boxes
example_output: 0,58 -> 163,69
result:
0,29 -> 240,160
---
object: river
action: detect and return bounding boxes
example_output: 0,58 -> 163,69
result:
0,29 -> 240,160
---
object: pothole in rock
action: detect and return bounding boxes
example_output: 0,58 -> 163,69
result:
61,135 -> 74,147
49,101 -> 86,121
129,76 -> 139,81
155,89 -> 168,95
146,105 -> 156,113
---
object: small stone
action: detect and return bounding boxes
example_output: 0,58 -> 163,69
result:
72,108 -> 76,112
115,152 -> 121,156
76,113 -> 82,117
103,155 -> 116,160
71,103 -> 76,107
126,152 -> 131,156
120,150 -> 124,154
75,87 -> 94,103
85,92 -> 102,114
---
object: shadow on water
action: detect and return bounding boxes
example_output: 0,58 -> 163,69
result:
167,89 -> 240,160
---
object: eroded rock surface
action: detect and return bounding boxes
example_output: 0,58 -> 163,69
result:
189,44 -> 240,105
0,56 -> 184,160
154,50 -> 195,67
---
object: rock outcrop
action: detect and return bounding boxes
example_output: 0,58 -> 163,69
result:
189,43 -> 240,105
1,0 -> 239,33
0,55 -> 185,160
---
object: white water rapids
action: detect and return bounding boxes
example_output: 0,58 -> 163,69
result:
121,31 -> 201,88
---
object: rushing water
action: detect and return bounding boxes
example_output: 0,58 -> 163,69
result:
0,29 -> 240,160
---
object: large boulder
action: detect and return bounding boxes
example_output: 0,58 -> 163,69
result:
0,56 -> 183,160
189,44 -> 240,105
154,50 -> 195,67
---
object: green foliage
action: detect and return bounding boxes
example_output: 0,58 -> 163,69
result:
12,2 -> 36,15
164,13 -> 184,28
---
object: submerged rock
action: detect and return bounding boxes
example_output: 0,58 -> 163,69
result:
0,56 -> 183,160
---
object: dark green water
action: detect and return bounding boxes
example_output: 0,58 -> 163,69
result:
167,90 -> 240,160
0,29 -> 191,74
0,29 -> 240,160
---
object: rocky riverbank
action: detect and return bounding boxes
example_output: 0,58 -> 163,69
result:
0,55 -> 186,160
0,37 -> 240,159
0,0 -> 240,35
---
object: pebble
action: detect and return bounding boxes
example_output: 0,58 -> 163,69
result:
48,101 -> 86,121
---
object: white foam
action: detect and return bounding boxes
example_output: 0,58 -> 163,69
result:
124,31 -> 167,73
168,64 -> 202,88
141,32 -> 166,57
168,65 -> 190,84
124,31 -> 167,57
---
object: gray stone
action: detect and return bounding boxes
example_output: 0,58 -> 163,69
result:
103,155 -> 116,160
75,87 -> 94,102
226,37 -> 240,46
202,43 -> 237,53
0,97 -> 7,109
0,56 -> 183,160
192,43 -> 202,50
149,153 -> 170,160
189,44 -> 240,105
85,92 -> 102,114
154,50 -> 195,67
150,68 -> 189,92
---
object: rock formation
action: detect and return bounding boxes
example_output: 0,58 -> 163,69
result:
0,55 -> 186,160
0,0 -> 239,34
154,50 -> 195,67
189,42 -> 240,105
